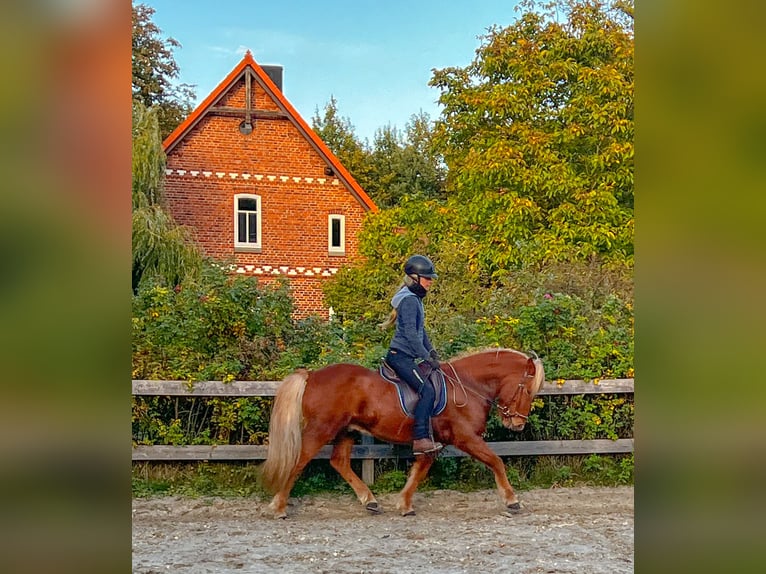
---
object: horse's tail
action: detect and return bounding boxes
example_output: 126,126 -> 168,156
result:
531,357 -> 545,396
260,369 -> 309,494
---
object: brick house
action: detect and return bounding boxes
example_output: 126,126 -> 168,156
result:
162,51 -> 377,318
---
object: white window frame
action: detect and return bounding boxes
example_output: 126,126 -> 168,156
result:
234,193 -> 262,251
328,214 -> 345,255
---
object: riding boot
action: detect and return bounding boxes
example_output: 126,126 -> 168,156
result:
412,437 -> 443,455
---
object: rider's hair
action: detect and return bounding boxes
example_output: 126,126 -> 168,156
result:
378,276 -> 416,330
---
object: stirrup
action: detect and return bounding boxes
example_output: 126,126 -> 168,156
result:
413,440 -> 443,455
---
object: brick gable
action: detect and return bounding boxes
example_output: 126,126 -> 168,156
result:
162,52 -> 376,318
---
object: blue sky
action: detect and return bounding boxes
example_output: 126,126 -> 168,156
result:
141,0 -> 521,143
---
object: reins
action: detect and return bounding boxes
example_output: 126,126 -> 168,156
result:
443,356 -> 534,420
444,362 -> 471,407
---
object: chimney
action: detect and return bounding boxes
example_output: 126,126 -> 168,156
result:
261,65 -> 283,92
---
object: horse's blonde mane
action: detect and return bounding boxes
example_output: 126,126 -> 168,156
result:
450,347 -> 528,362
449,347 -> 545,396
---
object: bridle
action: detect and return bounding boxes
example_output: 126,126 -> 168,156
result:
444,361 -> 534,421
496,382 -> 532,421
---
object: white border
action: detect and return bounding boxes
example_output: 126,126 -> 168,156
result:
234,193 -> 262,250
328,214 -> 345,255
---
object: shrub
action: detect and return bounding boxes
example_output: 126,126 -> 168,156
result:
132,263 -> 295,382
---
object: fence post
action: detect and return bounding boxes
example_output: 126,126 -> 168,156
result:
361,434 -> 374,485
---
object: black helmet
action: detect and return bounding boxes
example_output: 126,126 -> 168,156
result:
404,255 -> 438,279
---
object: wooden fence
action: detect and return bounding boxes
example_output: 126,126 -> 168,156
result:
132,378 -> 633,485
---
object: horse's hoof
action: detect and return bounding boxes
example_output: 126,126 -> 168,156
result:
505,502 -> 522,514
401,509 -> 416,517
366,501 -> 383,514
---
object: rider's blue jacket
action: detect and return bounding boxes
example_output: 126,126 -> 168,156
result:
388,285 -> 434,361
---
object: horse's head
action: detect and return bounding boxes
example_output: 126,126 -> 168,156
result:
496,355 -> 545,432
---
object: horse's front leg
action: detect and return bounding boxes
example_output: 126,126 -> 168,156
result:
330,432 -> 381,513
454,435 -> 521,512
397,453 -> 436,516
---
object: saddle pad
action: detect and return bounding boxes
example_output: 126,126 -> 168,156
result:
379,361 -> 447,417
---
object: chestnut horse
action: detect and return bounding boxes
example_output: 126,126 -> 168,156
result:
261,348 -> 545,518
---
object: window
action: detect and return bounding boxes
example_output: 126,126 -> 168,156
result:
234,194 -> 262,250
328,214 -> 345,255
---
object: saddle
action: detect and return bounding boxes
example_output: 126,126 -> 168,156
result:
379,360 -> 447,417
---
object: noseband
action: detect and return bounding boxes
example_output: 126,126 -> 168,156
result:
497,382 -> 532,421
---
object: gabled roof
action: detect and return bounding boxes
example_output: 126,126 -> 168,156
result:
162,51 -> 377,213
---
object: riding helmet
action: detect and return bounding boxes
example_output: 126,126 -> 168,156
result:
404,254 -> 438,279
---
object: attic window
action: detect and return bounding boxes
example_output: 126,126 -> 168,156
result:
328,214 -> 345,255
239,121 -> 253,135
234,194 -> 262,251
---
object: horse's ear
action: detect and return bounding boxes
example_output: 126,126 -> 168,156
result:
525,357 -> 536,377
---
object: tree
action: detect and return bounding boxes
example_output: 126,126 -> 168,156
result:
369,112 -> 447,208
312,98 -> 447,209
430,0 -> 634,274
311,96 -> 376,195
132,3 -> 195,139
132,101 -> 201,291
401,111 -> 447,200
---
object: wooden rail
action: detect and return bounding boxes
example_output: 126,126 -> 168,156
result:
132,378 -> 634,484
132,378 -> 634,397
132,439 -> 634,461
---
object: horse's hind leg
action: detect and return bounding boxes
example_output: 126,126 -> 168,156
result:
397,454 -> 436,516
268,432 -> 329,519
330,432 -> 381,513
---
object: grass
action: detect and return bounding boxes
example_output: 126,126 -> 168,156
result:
132,461 -> 268,498
132,454 -> 633,498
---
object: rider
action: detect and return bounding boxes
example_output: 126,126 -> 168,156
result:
383,255 -> 444,455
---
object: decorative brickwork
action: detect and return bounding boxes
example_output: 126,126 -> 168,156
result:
162,52 -> 376,319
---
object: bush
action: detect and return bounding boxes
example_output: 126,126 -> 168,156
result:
132,263 -> 296,382
475,263 -> 633,379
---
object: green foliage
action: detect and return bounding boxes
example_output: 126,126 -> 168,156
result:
373,469 -> 408,493
132,455 -> 632,498
132,205 -> 203,291
290,461 -> 353,497
132,462 -> 267,498
311,96 -> 376,193
312,98 -> 446,210
132,101 -> 165,208
581,453 -> 634,485
478,289 -> 633,380
323,195 -> 459,322
132,395 -> 273,447
132,101 -> 202,291
430,0 -> 633,274
369,114 -> 447,208
132,264 -> 400,449
132,2 -> 195,138
132,264 -> 295,382
286,315 -> 389,370
526,394 -> 634,441
427,457 -> 498,491
326,239 -> 633,382
432,314 -> 483,359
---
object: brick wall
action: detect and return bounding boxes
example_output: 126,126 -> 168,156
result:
164,75 -> 370,319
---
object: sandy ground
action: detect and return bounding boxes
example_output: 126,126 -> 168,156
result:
132,485 -> 633,573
